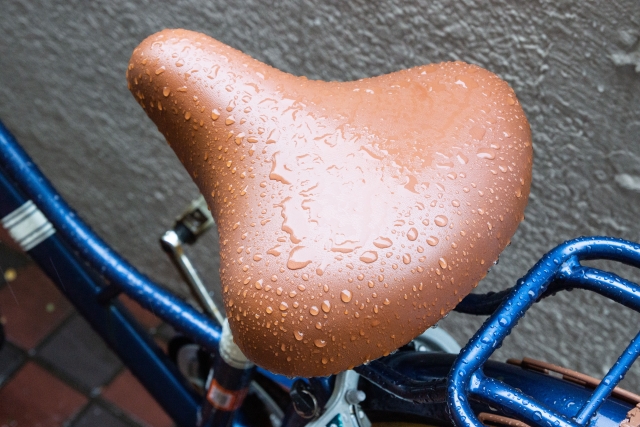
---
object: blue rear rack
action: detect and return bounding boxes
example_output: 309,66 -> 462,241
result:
449,237 -> 640,427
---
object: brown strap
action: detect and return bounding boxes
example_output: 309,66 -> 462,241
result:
479,412 -> 532,427
621,404 -> 640,427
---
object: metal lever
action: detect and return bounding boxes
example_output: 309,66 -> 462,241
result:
160,195 -> 225,325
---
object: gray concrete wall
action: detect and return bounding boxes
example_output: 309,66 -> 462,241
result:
2,0 -> 640,389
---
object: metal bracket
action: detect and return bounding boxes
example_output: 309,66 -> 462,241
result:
305,371 -> 371,427
173,195 -> 215,244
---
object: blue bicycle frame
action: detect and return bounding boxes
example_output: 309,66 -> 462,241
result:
0,120 -> 286,426
2,117 -> 640,427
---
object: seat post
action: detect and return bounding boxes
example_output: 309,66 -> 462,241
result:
200,319 -> 255,427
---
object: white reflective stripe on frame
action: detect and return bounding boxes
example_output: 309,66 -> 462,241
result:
1,200 -> 56,251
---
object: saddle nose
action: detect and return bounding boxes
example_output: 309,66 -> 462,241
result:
127,29 -> 532,377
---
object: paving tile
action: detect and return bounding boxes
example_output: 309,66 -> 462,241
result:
0,226 -> 32,293
119,294 -> 163,330
0,245 -> 31,285
0,341 -> 25,387
38,315 -> 122,391
102,369 -> 173,427
0,220 -> 25,254
71,401 -> 138,427
0,361 -> 87,426
0,264 -> 73,349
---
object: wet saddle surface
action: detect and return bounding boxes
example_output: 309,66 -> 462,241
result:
127,29 -> 532,377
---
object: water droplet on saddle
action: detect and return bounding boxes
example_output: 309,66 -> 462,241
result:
279,302 -> 288,311
267,245 -> 281,256
434,215 -> 448,227
287,246 -> 313,270
407,228 -> 418,241
253,254 -> 263,262
175,58 -> 185,67
155,66 -> 165,75
436,159 -> 454,169
469,126 -> 486,140
373,237 -> 393,248
314,339 -> 327,348
211,109 -> 220,120
163,87 -> 171,97
360,251 -> 378,263
266,306 -> 273,314
476,148 -> 496,160
340,290 -> 352,303
427,236 -> 439,246
310,306 -> 319,316
226,116 -> 235,125
294,330 -> 304,340
403,254 -> 411,264
439,258 -> 448,269
321,300 -> 331,313
185,111 -> 191,120
457,153 -> 469,164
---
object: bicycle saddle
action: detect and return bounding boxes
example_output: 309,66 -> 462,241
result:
127,29 -> 532,377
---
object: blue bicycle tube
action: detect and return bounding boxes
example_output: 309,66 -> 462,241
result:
0,166 -> 202,425
0,120 -> 295,387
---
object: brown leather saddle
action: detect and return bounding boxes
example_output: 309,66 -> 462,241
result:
127,29 -> 532,377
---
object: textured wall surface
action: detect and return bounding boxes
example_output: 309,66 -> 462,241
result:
2,0 -> 640,389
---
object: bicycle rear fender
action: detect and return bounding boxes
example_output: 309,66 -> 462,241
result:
361,352 -> 633,427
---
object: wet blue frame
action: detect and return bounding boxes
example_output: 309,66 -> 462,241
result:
0,120 -> 293,426
448,236 -> 640,427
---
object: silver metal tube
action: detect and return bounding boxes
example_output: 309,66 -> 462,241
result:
160,230 -> 225,325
